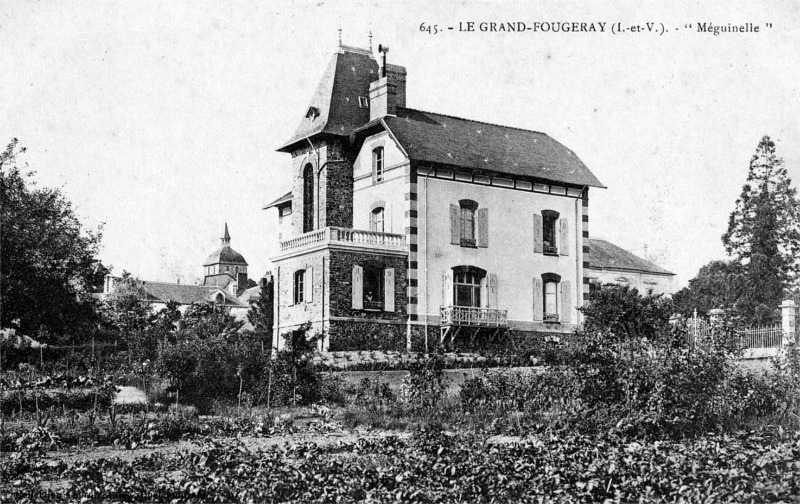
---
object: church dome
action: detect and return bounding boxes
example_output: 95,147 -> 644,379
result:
203,245 -> 247,266
203,224 -> 248,267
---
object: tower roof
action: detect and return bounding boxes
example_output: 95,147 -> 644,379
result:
278,46 -> 378,152
203,224 -> 248,267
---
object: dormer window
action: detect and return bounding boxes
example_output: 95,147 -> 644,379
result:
358,96 -> 369,108
306,107 -> 320,121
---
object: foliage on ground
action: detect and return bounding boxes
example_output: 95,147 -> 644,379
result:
2,425 -> 799,503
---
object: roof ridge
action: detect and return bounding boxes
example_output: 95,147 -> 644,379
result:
144,281 -> 211,288
339,45 -> 374,57
401,107 -> 548,136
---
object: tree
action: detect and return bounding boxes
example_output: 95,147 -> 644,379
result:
721,136 -> 800,324
103,276 -> 152,333
1,139 -> 103,341
247,278 -> 274,347
179,302 -> 243,339
581,283 -> 674,343
672,260 -> 747,317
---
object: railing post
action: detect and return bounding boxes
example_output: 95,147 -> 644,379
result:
780,299 -> 796,348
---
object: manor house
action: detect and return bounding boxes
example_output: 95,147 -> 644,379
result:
265,42 -> 605,352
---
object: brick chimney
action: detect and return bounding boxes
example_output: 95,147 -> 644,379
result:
369,45 -> 406,120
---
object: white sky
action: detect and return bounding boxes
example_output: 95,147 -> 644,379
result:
2,0 -> 799,288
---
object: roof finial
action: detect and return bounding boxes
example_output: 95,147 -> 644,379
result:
368,30 -> 373,51
222,223 -> 231,246
338,27 -> 342,48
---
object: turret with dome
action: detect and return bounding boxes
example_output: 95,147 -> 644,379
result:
203,223 -> 250,294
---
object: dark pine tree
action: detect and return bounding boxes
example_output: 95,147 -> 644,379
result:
722,135 -> 800,324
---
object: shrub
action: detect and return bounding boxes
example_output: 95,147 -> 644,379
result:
266,324 -> 321,407
399,353 -> 446,410
156,325 -> 270,412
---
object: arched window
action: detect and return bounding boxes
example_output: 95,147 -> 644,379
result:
542,210 -> 559,255
303,163 -> 314,233
372,147 -> 384,183
370,207 -> 385,232
215,293 -> 225,304
542,273 -> 561,322
453,266 -> 486,307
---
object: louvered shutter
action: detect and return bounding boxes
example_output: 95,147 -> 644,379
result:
384,268 -> 395,312
561,280 -> 572,323
559,218 -> 570,256
533,278 -> 543,321
306,266 -> 313,303
352,265 -> 363,309
450,205 -> 460,245
477,208 -> 489,248
443,270 -> 454,306
488,273 -> 498,308
480,277 -> 489,308
534,214 -> 543,253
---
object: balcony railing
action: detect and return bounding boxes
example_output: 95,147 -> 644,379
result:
440,306 -> 508,327
279,227 -> 406,254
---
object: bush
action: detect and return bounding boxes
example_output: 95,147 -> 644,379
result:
156,328 -> 270,413
399,353 -> 446,410
266,324 -> 321,407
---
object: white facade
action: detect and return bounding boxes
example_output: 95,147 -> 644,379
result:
415,176 -> 585,330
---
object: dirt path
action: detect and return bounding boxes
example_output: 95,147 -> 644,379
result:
114,386 -> 148,405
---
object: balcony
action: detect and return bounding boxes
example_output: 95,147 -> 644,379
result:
440,306 -> 508,328
276,226 -> 406,259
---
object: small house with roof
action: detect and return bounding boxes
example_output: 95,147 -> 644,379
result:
102,224 -> 255,317
585,239 -> 675,295
265,42 -> 605,352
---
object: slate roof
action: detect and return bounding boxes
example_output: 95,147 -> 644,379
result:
203,246 -> 248,267
203,274 -> 235,289
376,109 -> 604,188
586,239 -> 674,276
238,285 -> 262,304
264,191 -> 293,209
277,45 -> 603,189
139,282 -> 246,307
278,47 -> 379,152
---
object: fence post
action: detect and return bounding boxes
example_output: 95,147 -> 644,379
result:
780,299 -> 796,348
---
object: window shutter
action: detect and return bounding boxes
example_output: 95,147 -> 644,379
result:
488,273 -> 498,308
561,280 -> 572,323
533,278 -> 543,321
534,214 -> 543,253
443,270 -> 454,306
559,218 -> 570,256
306,266 -> 313,303
477,208 -> 489,248
480,277 -> 489,308
450,205 -> 460,245
352,265 -> 363,309
384,268 -> 395,312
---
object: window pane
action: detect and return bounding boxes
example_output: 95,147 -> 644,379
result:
455,285 -> 472,307
461,207 -> 475,239
371,207 -> 384,232
363,268 -> 383,309
545,281 -> 557,314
